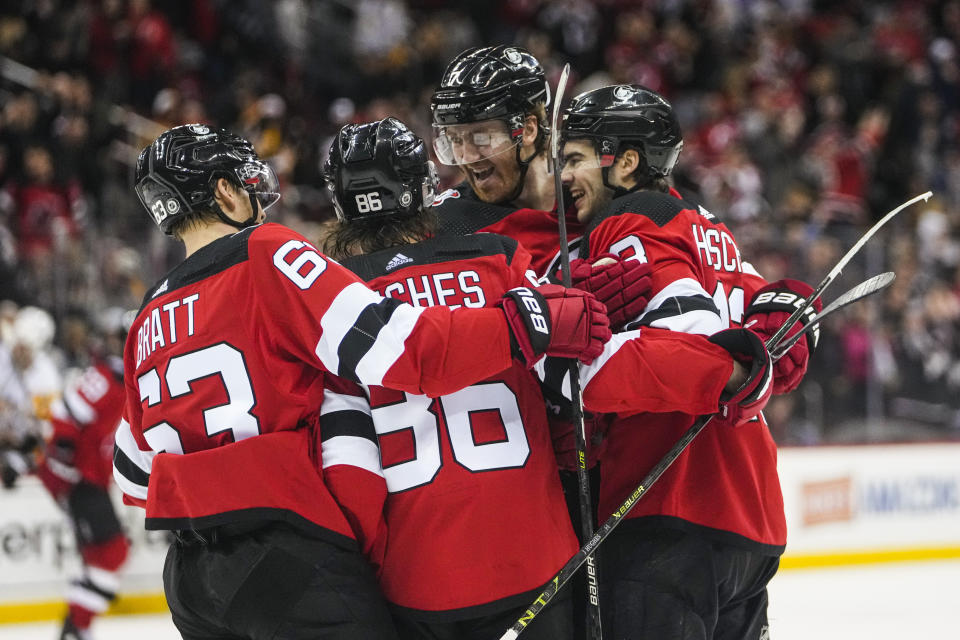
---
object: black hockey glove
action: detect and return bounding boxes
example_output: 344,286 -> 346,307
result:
708,328 -> 773,428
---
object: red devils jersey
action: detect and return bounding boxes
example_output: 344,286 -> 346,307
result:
112,223 -> 516,543
330,234 -> 579,618
433,183 -> 584,279
46,359 -> 124,489
583,189 -> 785,552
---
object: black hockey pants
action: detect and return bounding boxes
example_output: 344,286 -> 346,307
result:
163,522 -> 399,640
599,522 -> 779,640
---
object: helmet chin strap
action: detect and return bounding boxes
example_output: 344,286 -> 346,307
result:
212,192 -> 260,231
601,166 -> 638,199
497,121 -> 548,205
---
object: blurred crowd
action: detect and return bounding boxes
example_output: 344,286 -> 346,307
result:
1,0 -> 960,444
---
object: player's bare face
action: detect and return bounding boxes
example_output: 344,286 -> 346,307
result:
561,139 -> 612,223
434,120 -> 522,203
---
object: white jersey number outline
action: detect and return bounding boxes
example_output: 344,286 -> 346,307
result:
371,381 -> 530,493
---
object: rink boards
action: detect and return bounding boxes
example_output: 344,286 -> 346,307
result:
2,442 -> 960,622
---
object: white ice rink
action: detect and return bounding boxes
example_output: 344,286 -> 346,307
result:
2,558 -> 957,639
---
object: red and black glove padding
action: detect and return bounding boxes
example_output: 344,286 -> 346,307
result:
744,279 -> 822,395
559,254 -> 653,331
496,284 -> 612,368
708,328 -> 773,428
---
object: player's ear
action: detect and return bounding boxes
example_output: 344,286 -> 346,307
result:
212,177 -> 240,211
521,114 -> 540,148
617,149 -> 640,176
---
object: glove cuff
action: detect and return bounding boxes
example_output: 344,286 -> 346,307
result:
746,279 -> 821,350
499,287 -> 552,367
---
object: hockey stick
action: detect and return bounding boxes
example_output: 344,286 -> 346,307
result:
770,271 -> 895,362
763,191 -> 930,349
499,192 -> 931,640
549,63 -> 604,640
498,274 -> 887,640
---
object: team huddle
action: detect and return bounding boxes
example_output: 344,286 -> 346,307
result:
112,46 -> 820,640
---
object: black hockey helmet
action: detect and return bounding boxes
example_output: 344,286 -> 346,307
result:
561,84 -> 683,180
135,123 -> 280,235
430,45 -> 549,166
324,117 -> 439,222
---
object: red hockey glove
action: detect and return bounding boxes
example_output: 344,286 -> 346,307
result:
550,412 -> 611,471
497,285 -> 611,368
744,279 -> 821,395
561,254 -> 653,331
708,328 -> 773,428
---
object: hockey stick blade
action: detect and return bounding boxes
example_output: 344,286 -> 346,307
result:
551,63 -> 572,284
547,64 -> 570,180
771,271 -> 895,361
764,191 -> 931,349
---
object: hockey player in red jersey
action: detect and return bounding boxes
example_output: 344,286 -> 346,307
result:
320,118 -> 774,640
35,309 -> 132,640
557,84 -> 820,639
429,45 -> 587,278
113,124 -> 611,640
321,116 -> 579,640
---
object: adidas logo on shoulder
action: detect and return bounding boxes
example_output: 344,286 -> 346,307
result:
697,205 -> 716,220
385,253 -> 414,271
151,279 -> 169,298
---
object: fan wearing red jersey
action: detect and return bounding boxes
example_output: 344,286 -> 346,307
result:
557,84 -> 818,640
113,125 -> 610,640
36,309 -> 132,640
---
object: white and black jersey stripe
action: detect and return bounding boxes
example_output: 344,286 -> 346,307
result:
320,387 -> 382,477
625,277 -> 723,336
315,282 -> 425,386
112,418 -> 155,501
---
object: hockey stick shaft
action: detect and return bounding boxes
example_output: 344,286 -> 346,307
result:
549,63 -> 604,640
771,271 -> 895,361
499,196 -> 931,640
764,192 -> 930,349
500,282 -> 832,640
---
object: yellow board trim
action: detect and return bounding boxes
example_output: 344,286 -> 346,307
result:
0,592 -> 168,625
780,546 -> 960,569
3,547 -> 960,624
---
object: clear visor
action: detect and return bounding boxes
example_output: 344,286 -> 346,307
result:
422,159 -> 439,205
234,161 -> 281,210
432,121 -> 520,166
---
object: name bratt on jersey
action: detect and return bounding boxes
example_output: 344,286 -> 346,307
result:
135,292 -> 200,368
691,223 -> 742,273
379,270 -> 485,309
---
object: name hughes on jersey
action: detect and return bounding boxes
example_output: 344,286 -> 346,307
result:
134,293 -> 199,368
377,270 -> 486,309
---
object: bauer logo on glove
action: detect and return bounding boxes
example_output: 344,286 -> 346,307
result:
513,287 -> 550,335
749,288 -> 820,348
